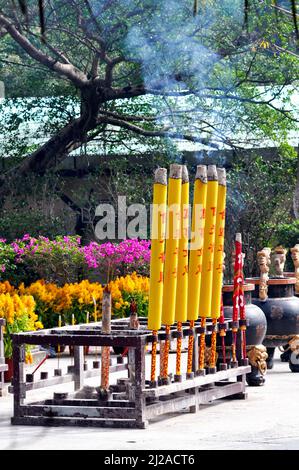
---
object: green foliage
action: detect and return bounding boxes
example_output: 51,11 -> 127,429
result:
0,172 -> 73,243
0,1 -> 298,159
0,97 -> 79,158
267,219 -> 299,271
0,209 -> 69,244
20,236 -> 86,286
0,241 -> 19,283
112,291 -> 149,319
0,236 -> 85,287
268,220 -> 299,248
226,143 -> 297,276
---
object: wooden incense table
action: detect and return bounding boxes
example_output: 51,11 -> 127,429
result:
0,319 -> 8,396
10,318 -> 250,428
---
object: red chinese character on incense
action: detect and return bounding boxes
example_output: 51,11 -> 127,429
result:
200,208 -> 206,220
183,208 -> 188,219
219,209 -> 225,220
158,271 -> 163,283
208,243 -> 214,253
208,261 -> 213,272
183,265 -> 188,275
172,267 -> 177,278
216,263 -> 222,273
158,252 -> 165,263
196,248 -> 202,257
173,247 -> 179,256
218,227 -> 224,237
210,207 -> 216,216
183,249 -> 188,257
195,264 -> 202,275
209,225 -> 215,235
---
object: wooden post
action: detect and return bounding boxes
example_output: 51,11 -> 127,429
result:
128,301 -> 139,382
134,337 -> 147,428
12,338 -> 25,419
73,345 -> 84,391
101,287 -> 111,391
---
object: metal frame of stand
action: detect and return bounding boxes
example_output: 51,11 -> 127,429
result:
10,318 -> 250,429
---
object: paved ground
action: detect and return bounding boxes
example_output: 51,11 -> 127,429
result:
1,349 -> 299,450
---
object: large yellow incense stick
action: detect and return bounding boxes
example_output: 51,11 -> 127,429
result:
161,164 -> 182,383
186,165 -> 207,378
188,165 -> 207,320
198,165 -> 218,374
174,165 -> 189,381
148,168 -> 168,386
210,168 -> 226,372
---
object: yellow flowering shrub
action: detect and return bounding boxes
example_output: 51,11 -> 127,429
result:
0,280 -> 16,295
0,292 -> 42,360
0,273 -> 149,331
18,279 -> 104,327
108,273 -> 149,318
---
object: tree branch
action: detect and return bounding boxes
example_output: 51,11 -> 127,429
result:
26,29 -> 71,64
0,13 -> 88,87
271,4 -> 299,19
97,115 -> 219,149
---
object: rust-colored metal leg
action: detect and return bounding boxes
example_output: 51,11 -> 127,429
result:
198,318 -> 206,375
174,322 -> 183,382
150,330 -> 157,387
186,320 -> 195,379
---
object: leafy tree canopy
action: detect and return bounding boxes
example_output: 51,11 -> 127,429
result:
0,0 -> 297,170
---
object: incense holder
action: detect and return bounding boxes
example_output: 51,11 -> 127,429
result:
248,277 -> 299,373
222,283 -> 267,386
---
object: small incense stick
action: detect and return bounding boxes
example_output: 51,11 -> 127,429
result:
232,233 -> 242,367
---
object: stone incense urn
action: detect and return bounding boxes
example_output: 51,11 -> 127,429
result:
221,284 -> 267,386
247,277 -> 299,373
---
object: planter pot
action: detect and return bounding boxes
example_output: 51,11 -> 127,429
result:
247,277 -> 299,373
222,283 -> 267,386
4,358 -> 13,383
